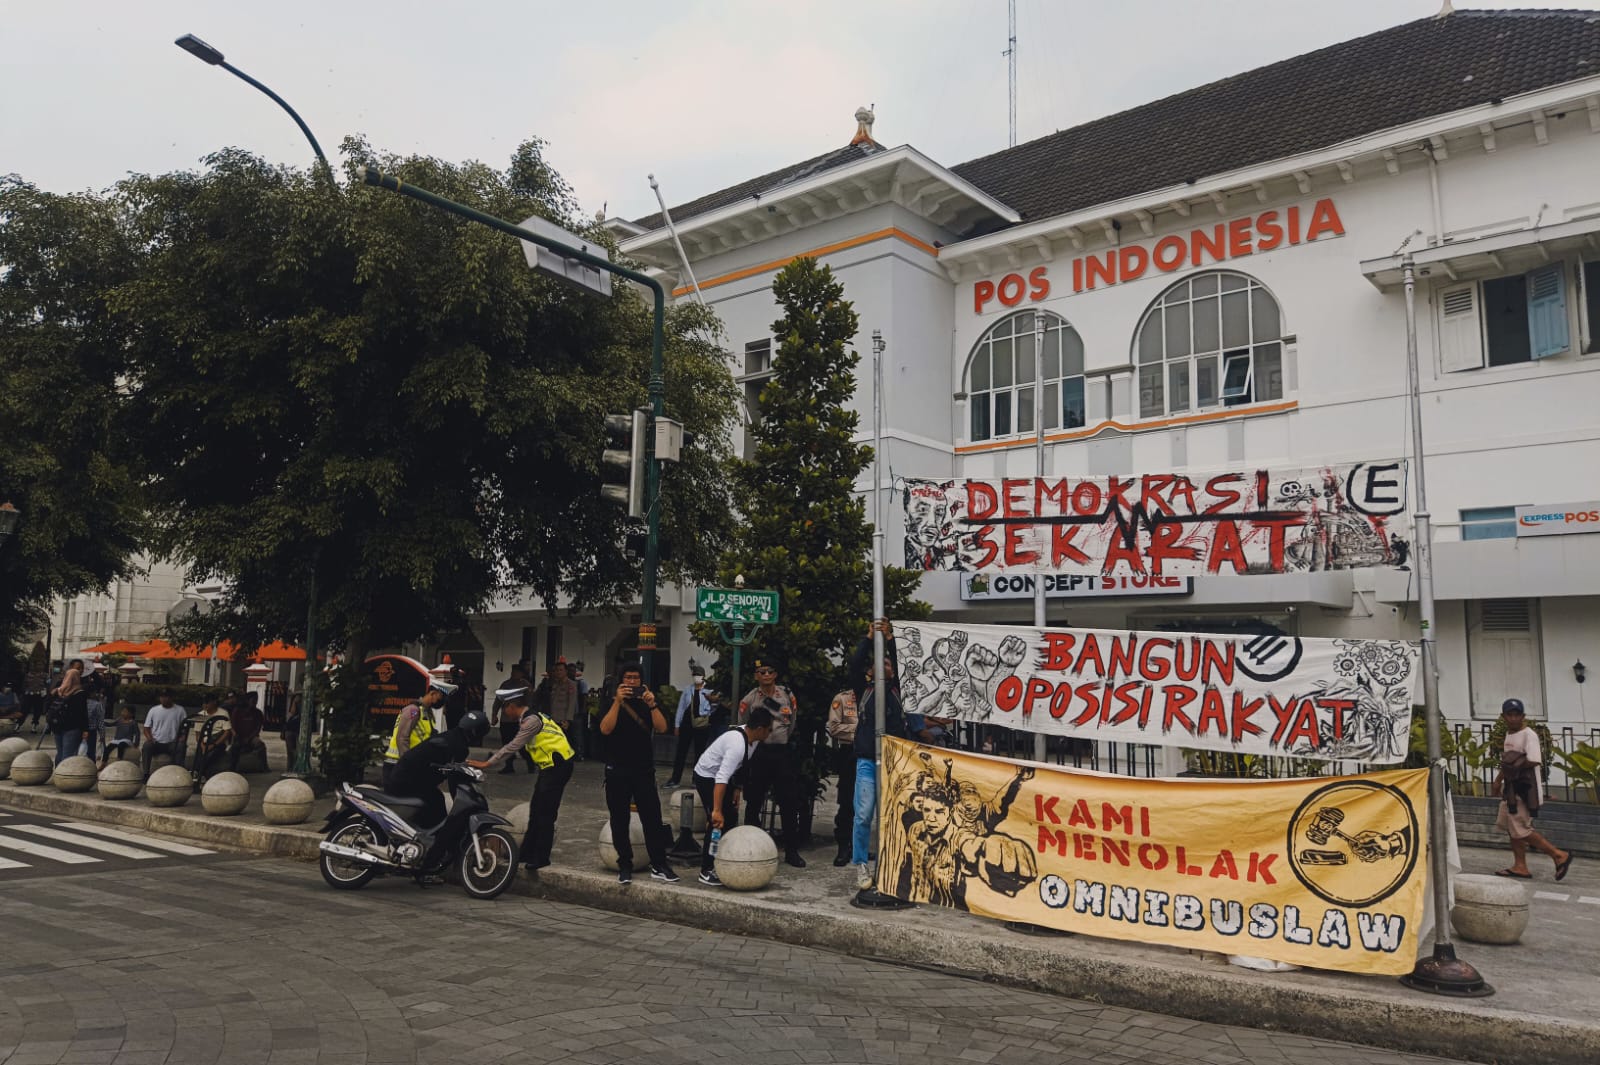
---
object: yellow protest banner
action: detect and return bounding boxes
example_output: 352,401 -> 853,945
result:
875,737 -> 1429,975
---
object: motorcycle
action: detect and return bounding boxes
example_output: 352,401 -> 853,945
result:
317,762 -> 518,900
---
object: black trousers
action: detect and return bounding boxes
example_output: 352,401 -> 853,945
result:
833,746 -> 856,846
521,758 -> 573,868
742,744 -> 802,853
669,724 -> 712,782
605,763 -> 668,869
693,772 -> 741,873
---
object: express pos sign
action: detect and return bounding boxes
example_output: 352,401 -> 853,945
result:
1515,501 -> 1600,537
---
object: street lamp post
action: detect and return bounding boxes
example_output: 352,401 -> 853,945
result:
173,33 -> 333,776
360,169 -> 671,687
173,35 -> 334,186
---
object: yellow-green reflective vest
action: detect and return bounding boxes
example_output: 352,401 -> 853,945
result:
525,714 -> 574,769
385,706 -> 434,760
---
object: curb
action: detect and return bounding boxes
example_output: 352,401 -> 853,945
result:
510,869 -> 1599,1065
0,784 -> 323,860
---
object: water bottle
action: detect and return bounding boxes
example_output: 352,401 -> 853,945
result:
708,828 -> 722,857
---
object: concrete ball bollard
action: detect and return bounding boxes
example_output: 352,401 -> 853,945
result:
98,759 -> 146,800
713,825 -> 780,891
9,749 -> 56,786
668,788 -> 708,832
0,735 -> 32,779
598,815 -> 647,871
505,801 -> 531,836
145,764 -> 194,807
52,755 -> 99,793
261,778 -> 315,824
201,772 -> 251,816
1450,872 -> 1531,944
0,718 -> 16,737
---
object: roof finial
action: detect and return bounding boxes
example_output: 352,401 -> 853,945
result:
851,106 -> 877,147
1435,0 -> 1454,17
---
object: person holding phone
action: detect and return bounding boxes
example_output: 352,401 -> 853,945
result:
597,662 -> 678,885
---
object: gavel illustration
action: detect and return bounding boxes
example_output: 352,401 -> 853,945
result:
1306,807 -> 1352,847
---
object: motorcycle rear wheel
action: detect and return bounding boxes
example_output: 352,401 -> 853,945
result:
320,820 -> 380,890
459,827 -> 517,900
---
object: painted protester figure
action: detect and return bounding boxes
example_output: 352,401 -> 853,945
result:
887,749 -> 1037,910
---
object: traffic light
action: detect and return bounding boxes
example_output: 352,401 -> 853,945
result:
600,409 -> 647,518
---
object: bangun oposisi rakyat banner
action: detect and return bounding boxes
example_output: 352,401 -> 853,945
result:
895,621 -> 1420,763
876,736 -> 1429,975
900,462 -> 1409,575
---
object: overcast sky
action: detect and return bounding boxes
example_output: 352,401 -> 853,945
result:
5,1 -> 1596,223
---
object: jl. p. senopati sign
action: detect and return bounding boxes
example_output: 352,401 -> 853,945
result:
900,462 -> 1409,576
893,620 -> 1420,763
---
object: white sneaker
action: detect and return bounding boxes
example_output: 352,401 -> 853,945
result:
855,863 -> 873,890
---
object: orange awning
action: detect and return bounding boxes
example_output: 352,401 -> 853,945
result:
253,641 -> 306,662
78,639 -> 152,655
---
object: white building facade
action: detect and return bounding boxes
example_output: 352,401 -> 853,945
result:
499,9 -> 1600,745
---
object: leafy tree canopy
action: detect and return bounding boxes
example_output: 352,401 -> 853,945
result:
695,257 -> 928,787
2,138 -> 738,661
0,179 -> 145,650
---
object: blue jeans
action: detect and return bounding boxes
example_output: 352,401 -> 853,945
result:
852,758 -> 877,865
55,730 -> 82,764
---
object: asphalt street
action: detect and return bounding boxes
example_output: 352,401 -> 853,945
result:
0,833 -> 1478,1065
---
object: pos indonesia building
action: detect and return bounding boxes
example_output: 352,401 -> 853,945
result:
474,11 -> 1600,757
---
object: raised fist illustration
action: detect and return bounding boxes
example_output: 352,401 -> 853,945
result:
997,635 -> 1028,670
965,643 -> 1000,681
975,834 -> 1038,897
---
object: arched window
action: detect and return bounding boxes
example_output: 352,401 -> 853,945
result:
965,310 -> 1086,442
1134,272 -> 1286,419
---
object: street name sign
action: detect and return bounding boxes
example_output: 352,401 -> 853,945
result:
696,587 -> 779,625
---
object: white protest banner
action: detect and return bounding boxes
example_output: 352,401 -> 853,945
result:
899,462 -> 1410,576
894,620 -> 1420,763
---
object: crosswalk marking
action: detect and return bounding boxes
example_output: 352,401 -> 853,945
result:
0,856 -> 27,870
0,832 -> 101,864
1534,891 -> 1571,902
7,824 -> 165,859
1580,896 -> 1600,906
55,822 -> 215,856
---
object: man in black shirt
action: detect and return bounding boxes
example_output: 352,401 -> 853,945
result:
597,663 -> 677,885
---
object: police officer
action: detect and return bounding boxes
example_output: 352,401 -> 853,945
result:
387,709 -> 491,875
382,680 -> 454,788
469,686 -> 575,875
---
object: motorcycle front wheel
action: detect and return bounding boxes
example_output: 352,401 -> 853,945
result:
320,820 -> 380,890
459,827 -> 517,900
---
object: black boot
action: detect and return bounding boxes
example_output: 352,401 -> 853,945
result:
833,840 -> 851,867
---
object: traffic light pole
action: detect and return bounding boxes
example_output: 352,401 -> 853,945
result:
362,168 -> 667,684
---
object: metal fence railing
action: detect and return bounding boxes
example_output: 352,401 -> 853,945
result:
1445,723 -> 1600,804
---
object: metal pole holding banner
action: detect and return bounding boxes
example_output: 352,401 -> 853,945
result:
855,329 -> 911,910
1397,254 -> 1490,997
1031,312 -> 1048,765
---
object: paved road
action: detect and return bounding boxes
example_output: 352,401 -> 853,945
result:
0,810 -> 226,880
0,849 -> 1472,1065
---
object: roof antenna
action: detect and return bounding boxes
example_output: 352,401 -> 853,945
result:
1004,0 -> 1018,147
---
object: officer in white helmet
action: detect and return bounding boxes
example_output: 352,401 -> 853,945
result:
382,679 -> 456,789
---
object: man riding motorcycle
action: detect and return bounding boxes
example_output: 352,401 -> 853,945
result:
386,708 -> 491,872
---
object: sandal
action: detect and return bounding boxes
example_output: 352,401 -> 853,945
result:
1493,868 -> 1531,879
1555,855 -> 1573,882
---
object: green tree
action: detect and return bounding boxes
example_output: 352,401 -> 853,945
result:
697,257 -> 928,796
112,139 -> 737,662
0,179 -> 145,652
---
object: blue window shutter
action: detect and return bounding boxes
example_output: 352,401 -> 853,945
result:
1526,265 -> 1569,359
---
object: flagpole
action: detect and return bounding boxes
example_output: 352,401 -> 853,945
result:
1397,252 -> 1490,997
647,175 -> 706,308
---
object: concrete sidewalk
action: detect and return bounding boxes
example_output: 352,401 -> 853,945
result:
2,736 -> 1595,1065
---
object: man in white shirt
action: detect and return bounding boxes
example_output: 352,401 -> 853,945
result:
1492,698 -> 1572,881
141,691 -> 188,776
691,706 -> 774,886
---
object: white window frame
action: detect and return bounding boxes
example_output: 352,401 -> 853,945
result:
1134,271 -> 1287,419
963,310 -> 1087,444
1438,260 -> 1576,374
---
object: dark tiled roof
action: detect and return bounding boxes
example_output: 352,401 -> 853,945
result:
954,10 -> 1600,224
631,142 -> 883,229
633,10 -> 1600,238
